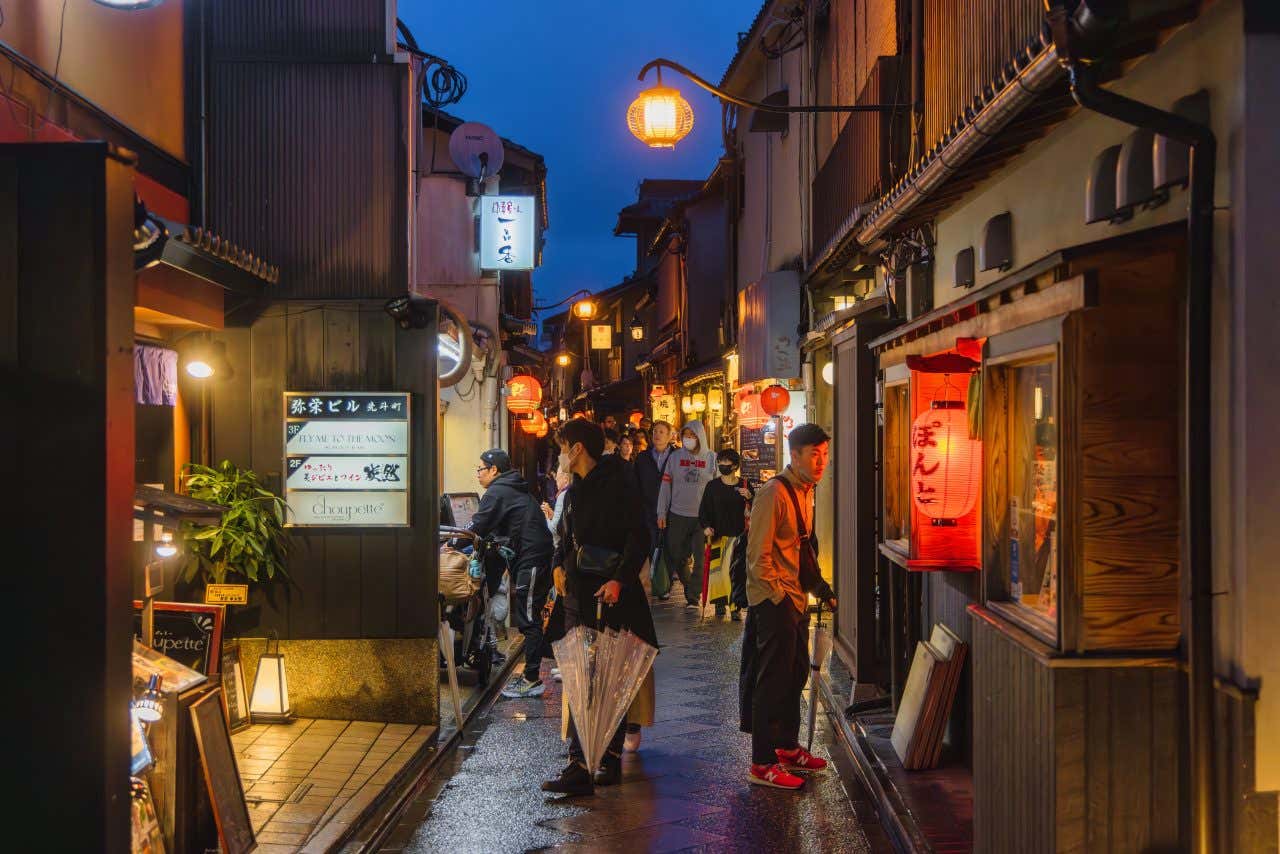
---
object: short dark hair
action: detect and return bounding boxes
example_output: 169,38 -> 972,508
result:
557,419 -> 605,460
716,448 -> 741,466
603,428 -> 620,444
788,423 -> 831,452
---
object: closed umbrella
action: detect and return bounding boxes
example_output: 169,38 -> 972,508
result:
699,542 -> 713,619
806,601 -> 834,752
552,601 -> 658,777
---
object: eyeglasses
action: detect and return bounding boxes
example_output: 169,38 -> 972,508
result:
476,465 -> 493,474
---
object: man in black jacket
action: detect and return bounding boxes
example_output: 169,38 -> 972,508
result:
632,420 -> 675,555
542,420 -> 658,796
470,449 -> 554,698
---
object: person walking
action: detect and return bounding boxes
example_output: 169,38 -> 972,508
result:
634,420 -> 675,565
602,428 -> 620,456
542,420 -> 658,796
656,421 -> 717,608
698,448 -> 754,620
469,449 -> 555,699
741,424 -> 837,790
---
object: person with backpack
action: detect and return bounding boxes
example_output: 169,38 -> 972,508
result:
470,448 -> 555,699
740,424 -> 838,790
656,420 -> 718,607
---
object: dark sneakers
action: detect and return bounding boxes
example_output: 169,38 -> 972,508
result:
593,753 -> 622,787
542,761 -> 593,796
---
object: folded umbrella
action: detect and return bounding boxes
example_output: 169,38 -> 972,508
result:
699,542 -> 713,619
806,601 -> 834,752
438,620 -> 465,733
552,601 -> 659,776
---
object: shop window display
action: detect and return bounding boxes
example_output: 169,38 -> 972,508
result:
990,355 -> 1059,640
882,381 -> 910,549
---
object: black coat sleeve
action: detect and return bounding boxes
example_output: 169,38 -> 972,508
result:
468,489 -> 500,537
697,481 -> 715,531
552,493 -> 572,569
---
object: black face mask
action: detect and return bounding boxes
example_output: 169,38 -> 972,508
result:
717,463 -> 736,475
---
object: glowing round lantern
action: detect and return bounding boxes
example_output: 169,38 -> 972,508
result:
520,410 -> 547,435
736,392 -> 770,430
628,411 -> 644,426
535,419 -> 548,438
760,384 -> 791,417
910,398 -> 981,522
681,395 -> 694,414
627,82 -> 695,149
505,375 -> 542,414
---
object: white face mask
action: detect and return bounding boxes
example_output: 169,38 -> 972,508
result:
682,437 -> 697,452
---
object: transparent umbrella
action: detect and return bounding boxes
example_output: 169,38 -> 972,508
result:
806,601 -> 834,751
552,601 -> 658,775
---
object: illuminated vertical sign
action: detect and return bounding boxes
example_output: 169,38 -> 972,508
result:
479,195 -> 536,271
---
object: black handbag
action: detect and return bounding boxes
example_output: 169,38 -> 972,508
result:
575,543 -> 624,581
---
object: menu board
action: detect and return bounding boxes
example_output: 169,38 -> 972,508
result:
284,392 -> 410,527
133,602 -> 225,676
738,424 -> 776,487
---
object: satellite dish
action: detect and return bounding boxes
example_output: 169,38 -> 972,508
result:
448,122 -> 505,179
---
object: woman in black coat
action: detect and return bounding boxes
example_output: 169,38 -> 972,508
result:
543,420 -> 658,796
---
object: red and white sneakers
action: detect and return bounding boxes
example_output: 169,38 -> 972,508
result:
776,747 -> 829,773
747,763 -> 806,790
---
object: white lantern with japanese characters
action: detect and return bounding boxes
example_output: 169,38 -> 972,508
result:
910,384 -> 981,524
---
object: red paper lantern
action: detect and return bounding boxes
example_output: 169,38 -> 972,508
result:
910,399 -> 981,522
628,411 -> 644,426
736,391 -> 770,430
535,419 -> 549,438
760,384 -> 791,417
505,375 -> 542,413
520,410 -> 547,435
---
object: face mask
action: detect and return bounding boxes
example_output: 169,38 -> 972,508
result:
718,463 -> 735,475
682,437 -> 697,452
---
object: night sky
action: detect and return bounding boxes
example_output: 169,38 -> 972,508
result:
399,1 -> 751,311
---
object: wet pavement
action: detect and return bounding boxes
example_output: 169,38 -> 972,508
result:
378,594 -> 893,853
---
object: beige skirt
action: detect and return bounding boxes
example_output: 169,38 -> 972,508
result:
561,667 -> 656,739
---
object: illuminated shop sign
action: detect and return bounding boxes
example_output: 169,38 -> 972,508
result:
479,195 -> 537,271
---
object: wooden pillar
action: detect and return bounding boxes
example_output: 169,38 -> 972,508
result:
2,143 -> 137,852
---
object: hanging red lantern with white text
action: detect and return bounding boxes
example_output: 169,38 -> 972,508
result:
910,377 -> 981,524
760,384 -> 791,417
505,375 -> 542,414
736,391 -> 769,429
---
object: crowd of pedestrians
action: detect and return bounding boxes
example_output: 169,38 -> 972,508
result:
467,405 -> 837,795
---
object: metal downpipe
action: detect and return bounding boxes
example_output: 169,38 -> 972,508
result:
1057,41 -> 1218,854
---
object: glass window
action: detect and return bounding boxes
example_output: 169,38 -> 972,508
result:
999,358 -> 1058,635
882,382 -> 910,548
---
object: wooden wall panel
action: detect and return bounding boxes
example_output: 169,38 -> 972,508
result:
209,300 -> 439,640
210,327 -> 252,469
926,572 -> 979,766
971,613 -> 1186,853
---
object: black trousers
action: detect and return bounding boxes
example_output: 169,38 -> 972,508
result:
511,557 -> 552,683
745,598 -> 810,765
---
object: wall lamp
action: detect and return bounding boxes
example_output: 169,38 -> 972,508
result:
627,58 -> 912,149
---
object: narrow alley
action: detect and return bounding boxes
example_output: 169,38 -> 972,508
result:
379,599 -> 893,853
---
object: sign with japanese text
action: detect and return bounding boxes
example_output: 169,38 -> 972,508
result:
204,584 -> 249,606
590,324 -> 613,350
479,195 -> 536,270
651,394 -> 678,426
284,391 -> 410,527
286,456 -> 405,490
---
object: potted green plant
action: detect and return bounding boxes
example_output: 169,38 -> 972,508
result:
180,460 -> 291,584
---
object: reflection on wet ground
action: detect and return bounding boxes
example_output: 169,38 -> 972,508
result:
381,595 -> 892,853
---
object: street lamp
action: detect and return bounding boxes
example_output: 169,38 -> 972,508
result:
627,58 -> 911,150
573,299 -> 597,320
627,68 -> 695,149
555,352 -> 572,367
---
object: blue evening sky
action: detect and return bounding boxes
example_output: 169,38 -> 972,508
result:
399,1 -> 751,310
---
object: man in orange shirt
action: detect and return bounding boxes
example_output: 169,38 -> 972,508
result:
742,423 -> 837,790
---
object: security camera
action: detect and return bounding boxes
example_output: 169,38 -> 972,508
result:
384,294 -> 436,330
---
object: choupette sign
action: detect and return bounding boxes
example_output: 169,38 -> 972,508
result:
283,392 -> 410,526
